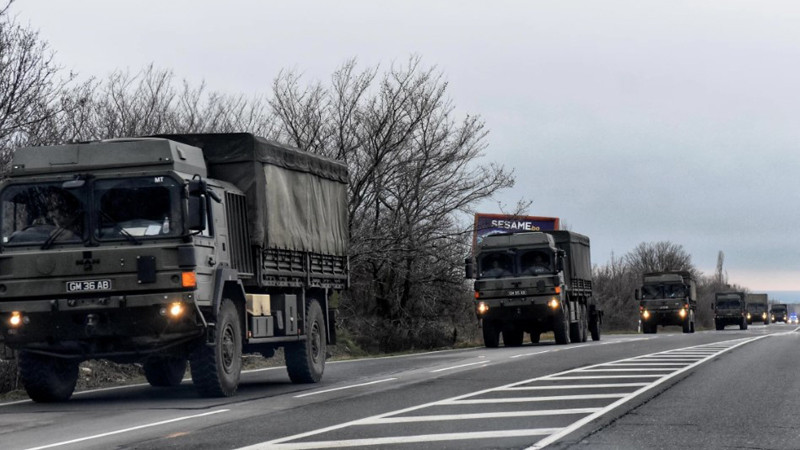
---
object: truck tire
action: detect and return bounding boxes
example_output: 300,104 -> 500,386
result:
482,319 -> 500,348
530,331 -> 541,344
715,319 -> 724,331
553,305 -> 571,345
682,316 -> 692,333
286,299 -> 326,383
190,299 -> 242,397
740,317 -> 748,330
642,322 -> 657,334
19,351 -> 79,402
144,358 -> 187,387
502,329 -> 524,347
580,304 -> 588,342
569,304 -> 584,343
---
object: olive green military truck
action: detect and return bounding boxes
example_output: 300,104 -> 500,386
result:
713,292 -> 747,330
770,303 -> 788,323
745,293 -> 769,325
0,133 -> 348,402
466,230 -> 600,347
637,271 -> 697,334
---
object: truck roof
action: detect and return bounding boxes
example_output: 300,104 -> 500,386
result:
9,138 -> 207,177
643,271 -> 693,283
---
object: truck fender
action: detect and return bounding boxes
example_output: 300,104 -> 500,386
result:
211,267 -> 245,316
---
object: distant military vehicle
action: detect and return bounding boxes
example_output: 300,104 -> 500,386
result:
771,303 -> 788,323
714,292 -> 747,330
467,229 -> 600,347
0,133 -> 348,402
745,293 -> 769,325
636,271 -> 696,334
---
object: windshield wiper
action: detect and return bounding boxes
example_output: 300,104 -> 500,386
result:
41,213 -> 84,250
98,210 -> 142,246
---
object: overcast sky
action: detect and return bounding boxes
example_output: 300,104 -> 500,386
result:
11,0 -> 800,290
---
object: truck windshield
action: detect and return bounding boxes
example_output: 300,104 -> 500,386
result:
641,284 -> 685,299
716,300 -> 741,309
747,304 -> 765,312
95,177 -> 182,239
479,252 -> 514,278
772,307 -> 786,313
1,182 -> 85,245
520,250 -> 552,275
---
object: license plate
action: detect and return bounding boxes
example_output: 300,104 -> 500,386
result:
659,305 -> 670,309
66,279 -> 112,292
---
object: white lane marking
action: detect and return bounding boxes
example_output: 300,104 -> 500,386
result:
443,393 -> 628,404
430,360 -> 489,373
368,408 -> 601,424
245,429 -> 563,450
510,350 -> 552,359
607,362 -> 692,366
503,383 -> 649,390
24,409 -> 229,450
294,378 -> 398,398
547,375 -> 662,380
576,368 -> 679,372
526,335 -> 767,449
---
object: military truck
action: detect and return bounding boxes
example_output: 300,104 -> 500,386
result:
745,293 -> 769,325
0,133 -> 348,402
636,271 -> 696,334
770,303 -> 788,323
713,292 -> 747,330
466,230 -> 600,347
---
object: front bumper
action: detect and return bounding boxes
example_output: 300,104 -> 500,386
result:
475,294 -> 560,322
0,291 -> 202,358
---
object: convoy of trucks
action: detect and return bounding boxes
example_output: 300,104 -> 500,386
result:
745,293 -> 770,325
466,227 -> 600,347
713,292 -> 748,330
636,271 -> 697,334
0,133 -> 348,402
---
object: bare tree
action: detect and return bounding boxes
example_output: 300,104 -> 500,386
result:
624,241 -> 695,275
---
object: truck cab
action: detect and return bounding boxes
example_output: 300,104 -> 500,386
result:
637,271 -> 696,334
770,304 -> 788,323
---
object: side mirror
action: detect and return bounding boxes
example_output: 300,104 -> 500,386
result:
634,289 -> 640,301
187,196 -> 207,231
465,258 -> 474,279
556,255 -> 564,272
710,304 -> 715,310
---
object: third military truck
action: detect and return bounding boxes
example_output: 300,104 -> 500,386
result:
637,271 -> 697,334
0,133 -> 348,402
467,230 -> 600,347
745,293 -> 770,325
771,303 -> 788,323
714,292 -> 747,330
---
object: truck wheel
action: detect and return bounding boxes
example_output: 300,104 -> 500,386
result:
286,299 -> 326,383
482,320 -> 500,348
144,358 -> 187,387
190,299 -> 242,397
580,304 -> 588,342
643,322 -> 657,334
740,318 -> 748,330
569,304 -> 583,343
682,317 -> 692,333
530,331 -> 541,344
715,319 -> 724,331
502,329 -> 524,347
18,352 -> 79,402
553,305 -> 571,345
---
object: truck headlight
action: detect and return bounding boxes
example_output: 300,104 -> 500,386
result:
642,310 -> 651,320
746,313 -> 751,319
9,311 -> 22,327
477,302 -> 489,314
548,298 -> 560,309
762,313 -> 767,319
679,309 -> 687,319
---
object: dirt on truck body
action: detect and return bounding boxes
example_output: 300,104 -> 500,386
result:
0,133 -> 348,402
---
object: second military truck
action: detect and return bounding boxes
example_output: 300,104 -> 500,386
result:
637,271 -> 697,334
745,293 -> 770,325
771,303 -> 789,323
467,230 -> 600,347
714,292 -> 748,330
0,133 -> 348,402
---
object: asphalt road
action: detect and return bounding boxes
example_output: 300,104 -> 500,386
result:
1,323 -> 797,450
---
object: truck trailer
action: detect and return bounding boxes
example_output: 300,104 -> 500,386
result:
467,230 -> 600,347
637,271 -> 697,334
0,133 -> 348,402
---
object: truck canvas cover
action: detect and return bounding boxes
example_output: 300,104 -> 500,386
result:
161,133 -> 348,256
545,231 -> 592,282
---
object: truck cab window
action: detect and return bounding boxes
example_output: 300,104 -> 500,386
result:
641,285 -> 662,299
664,284 -> 685,298
1,183 -> 85,245
479,253 -> 514,278
95,177 -> 182,239
520,250 -> 552,275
